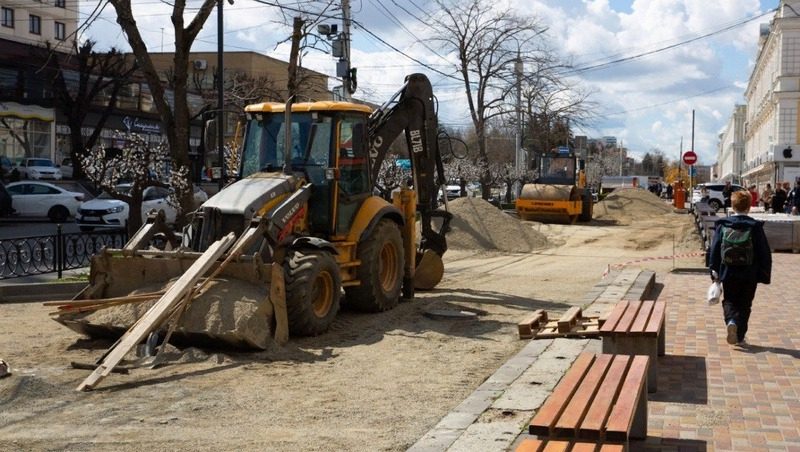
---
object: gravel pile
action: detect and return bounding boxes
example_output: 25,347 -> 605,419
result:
594,188 -> 673,223
445,197 -> 549,253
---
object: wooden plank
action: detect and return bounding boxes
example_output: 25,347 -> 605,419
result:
605,355 -> 649,441
629,300 -> 654,335
599,445 -> 624,452
613,300 -> 641,335
518,309 -> 547,339
554,354 -> 613,437
570,443 -> 599,452
76,233 -> 237,391
271,262 -> 289,345
644,301 -> 666,335
530,353 -> 595,436
532,318 -> 600,339
515,438 -> 544,452
578,355 -> 630,439
599,301 -> 628,334
558,307 -> 583,333
542,440 -> 571,452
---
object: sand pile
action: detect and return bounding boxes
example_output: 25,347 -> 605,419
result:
593,188 -> 673,223
71,278 -> 273,350
445,197 -> 549,252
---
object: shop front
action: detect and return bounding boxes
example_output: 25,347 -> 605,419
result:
0,101 -> 56,164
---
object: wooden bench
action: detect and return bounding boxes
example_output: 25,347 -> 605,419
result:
516,438 -> 624,452
599,300 -> 665,393
529,353 -> 649,443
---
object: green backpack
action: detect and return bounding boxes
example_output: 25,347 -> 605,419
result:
720,225 -> 754,266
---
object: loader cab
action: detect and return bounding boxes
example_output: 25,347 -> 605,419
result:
240,102 -> 373,236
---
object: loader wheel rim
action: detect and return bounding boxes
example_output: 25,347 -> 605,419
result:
312,271 -> 335,317
379,241 -> 399,292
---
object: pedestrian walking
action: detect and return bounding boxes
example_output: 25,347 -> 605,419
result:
771,183 -> 787,214
788,179 -> 800,215
760,183 -> 773,210
722,181 -> 733,213
707,190 -> 772,346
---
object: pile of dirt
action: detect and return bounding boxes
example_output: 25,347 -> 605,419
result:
68,278 -> 273,350
445,197 -> 549,252
594,188 -> 673,223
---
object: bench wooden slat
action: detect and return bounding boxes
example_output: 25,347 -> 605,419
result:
558,307 -> 583,333
629,300 -> 654,335
644,301 -> 666,335
530,353 -> 595,436
613,300 -> 641,334
577,355 -> 630,439
599,445 -> 625,452
569,444 -> 597,452
605,355 -> 649,441
554,354 -> 613,437
516,438 -> 544,452
599,301 -> 628,333
542,440 -> 571,452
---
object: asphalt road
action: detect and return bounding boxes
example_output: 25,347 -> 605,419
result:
0,218 -> 84,239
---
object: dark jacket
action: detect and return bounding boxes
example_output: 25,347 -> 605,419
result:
708,215 -> 771,284
772,188 -> 787,213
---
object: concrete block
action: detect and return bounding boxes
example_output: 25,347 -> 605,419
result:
406,428 -> 462,452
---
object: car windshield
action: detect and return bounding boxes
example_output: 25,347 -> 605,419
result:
29,159 -> 54,167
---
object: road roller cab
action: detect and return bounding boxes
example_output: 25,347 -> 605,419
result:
516,151 -> 593,224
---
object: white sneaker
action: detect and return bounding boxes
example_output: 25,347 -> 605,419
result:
736,339 -> 747,346
726,322 -> 738,345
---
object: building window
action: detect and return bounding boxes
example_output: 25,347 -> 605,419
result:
55,22 -> 65,41
55,0 -> 66,7
29,15 -> 41,35
1,8 -> 13,28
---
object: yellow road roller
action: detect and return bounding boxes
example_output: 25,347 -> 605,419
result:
516,151 -> 593,224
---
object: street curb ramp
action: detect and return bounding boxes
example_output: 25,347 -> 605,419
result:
0,282 -> 87,303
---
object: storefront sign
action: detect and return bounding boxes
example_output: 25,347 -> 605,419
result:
122,116 -> 161,134
0,102 -> 54,121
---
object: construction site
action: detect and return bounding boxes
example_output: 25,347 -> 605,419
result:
0,188 -> 728,451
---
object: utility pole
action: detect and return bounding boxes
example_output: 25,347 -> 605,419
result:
217,0 -> 225,191
341,0 -> 353,101
514,50 -> 522,174
690,109 -> 695,190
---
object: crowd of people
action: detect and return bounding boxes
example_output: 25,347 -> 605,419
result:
757,179 -> 800,215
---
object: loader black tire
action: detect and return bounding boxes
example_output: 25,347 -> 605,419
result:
284,249 -> 341,336
579,193 -> 593,222
345,219 -> 404,312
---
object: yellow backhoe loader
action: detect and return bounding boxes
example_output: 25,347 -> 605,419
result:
55,73 -> 452,346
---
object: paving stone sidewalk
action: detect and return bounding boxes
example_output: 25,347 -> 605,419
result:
409,253 -> 800,452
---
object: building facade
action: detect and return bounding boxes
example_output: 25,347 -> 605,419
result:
742,1 -> 800,189
0,0 -> 77,165
716,105 -> 746,183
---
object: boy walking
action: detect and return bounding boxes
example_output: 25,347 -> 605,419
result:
707,191 -> 772,346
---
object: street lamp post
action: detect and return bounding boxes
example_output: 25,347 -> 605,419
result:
217,0 -> 225,191
514,51 -> 523,175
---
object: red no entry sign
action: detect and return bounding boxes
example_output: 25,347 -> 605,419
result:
683,151 -> 697,165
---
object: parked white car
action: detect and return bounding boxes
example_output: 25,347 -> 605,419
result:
58,158 -> 75,179
76,184 -> 208,231
16,158 -> 63,180
5,181 -> 84,222
691,182 -> 746,212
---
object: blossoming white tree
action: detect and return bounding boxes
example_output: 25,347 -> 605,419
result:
81,133 -> 189,235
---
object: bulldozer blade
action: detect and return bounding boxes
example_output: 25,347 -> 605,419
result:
414,249 -> 444,290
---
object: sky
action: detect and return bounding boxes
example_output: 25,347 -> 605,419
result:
79,0 -> 779,166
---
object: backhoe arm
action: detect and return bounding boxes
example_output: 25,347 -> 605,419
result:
367,73 -> 451,257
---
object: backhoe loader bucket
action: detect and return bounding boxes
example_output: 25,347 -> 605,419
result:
516,184 -> 583,224
414,249 -> 444,290
52,250 -> 275,350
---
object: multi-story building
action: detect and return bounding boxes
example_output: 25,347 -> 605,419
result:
742,1 -> 800,189
716,105 -> 746,183
0,0 -> 77,164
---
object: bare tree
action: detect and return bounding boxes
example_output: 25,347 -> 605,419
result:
107,0 -> 217,218
39,40 -> 136,179
430,0 -> 550,199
